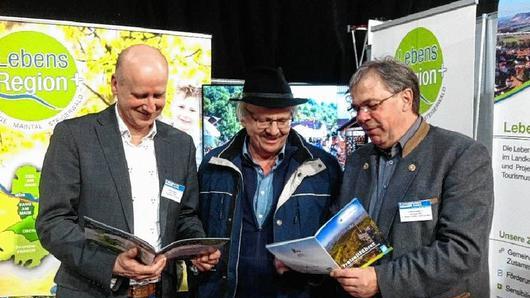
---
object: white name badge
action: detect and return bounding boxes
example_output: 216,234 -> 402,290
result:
161,179 -> 185,203
398,200 -> 433,222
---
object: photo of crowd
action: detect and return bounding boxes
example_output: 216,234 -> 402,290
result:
201,84 -> 359,167
495,11 -> 530,98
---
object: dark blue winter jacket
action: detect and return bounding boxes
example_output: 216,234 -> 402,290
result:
196,129 -> 341,298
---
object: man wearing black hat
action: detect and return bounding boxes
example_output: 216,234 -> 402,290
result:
195,67 -> 342,297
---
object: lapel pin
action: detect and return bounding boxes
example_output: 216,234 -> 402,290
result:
408,164 -> 416,172
363,162 -> 369,170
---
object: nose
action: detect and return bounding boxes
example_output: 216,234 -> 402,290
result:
143,97 -> 156,113
356,109 -> 371,124
265,121 -> 280,135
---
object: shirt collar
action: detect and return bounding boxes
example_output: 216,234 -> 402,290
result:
242,136 -> 285,166
377,116 -> 422,159
115,104 -> 157,141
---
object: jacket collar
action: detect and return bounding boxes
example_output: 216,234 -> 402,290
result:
94,104 -> 170,234
402,121 -> 430,158
367,120 -> 430,159
95,105 -> 134,231
115,104 -> 158,142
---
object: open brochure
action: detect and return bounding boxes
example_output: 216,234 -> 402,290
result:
266,198 -> 392,274
83,216 -> 229,265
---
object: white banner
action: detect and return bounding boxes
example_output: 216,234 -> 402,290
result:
490,0 -> 530,296
370,0 -> 476,137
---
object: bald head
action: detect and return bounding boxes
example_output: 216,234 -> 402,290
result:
111,44 -> 169,140
114,44 -> 168,83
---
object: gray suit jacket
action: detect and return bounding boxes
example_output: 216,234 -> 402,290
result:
337,121 -> 493,298
36,105 -> 205,297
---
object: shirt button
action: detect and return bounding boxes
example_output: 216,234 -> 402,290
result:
276,219 -> 282,226
258,214 -> 263,218
260,191 -> 265,195
388,160 -> 393,165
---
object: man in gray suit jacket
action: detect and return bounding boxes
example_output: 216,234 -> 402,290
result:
36,44 -> 220,298
330,57 -> 494,298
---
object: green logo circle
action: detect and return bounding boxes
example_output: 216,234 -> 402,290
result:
395,27 -> 444,114
0,31 -> 78,121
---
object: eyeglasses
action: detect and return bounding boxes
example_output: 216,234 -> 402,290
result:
245,108 -> 292,129
350,90 -> 402,113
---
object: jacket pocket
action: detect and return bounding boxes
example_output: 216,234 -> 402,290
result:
199,190 -> 233,237
291,193 -> 331,235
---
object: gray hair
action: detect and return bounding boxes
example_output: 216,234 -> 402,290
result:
236,102 -> 249,120
349,56 -> 420,114
236,102 -> 298,121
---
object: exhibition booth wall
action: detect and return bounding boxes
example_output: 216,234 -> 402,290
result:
2,0 -> 529,297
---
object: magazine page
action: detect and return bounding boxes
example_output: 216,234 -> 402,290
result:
160,238 -> 230,260
266,198 -> 392,274
83,216 -> 157,264
84,217 -> 230,264
315,198 -> 392,268
266,237 -> 338,274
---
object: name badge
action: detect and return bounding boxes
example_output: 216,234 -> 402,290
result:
161,179 -> 185,203
398,200 -> 433,222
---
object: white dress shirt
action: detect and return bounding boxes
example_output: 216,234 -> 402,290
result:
116,105 -> 161,250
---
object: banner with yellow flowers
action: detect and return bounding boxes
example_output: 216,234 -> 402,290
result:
0,16 -> 210,296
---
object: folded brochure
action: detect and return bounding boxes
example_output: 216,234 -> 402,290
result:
266,198 -> 392,274
84,216 -> 229,265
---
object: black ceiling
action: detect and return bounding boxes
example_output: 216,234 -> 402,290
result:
0,0 -> 499,84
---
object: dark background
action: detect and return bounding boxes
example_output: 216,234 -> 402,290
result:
0,0 -> 499,84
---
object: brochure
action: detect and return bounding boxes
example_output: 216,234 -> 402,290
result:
266,198 -> 392,274
83,216 -> 229,265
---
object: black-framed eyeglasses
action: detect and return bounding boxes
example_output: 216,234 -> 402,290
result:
245,108 -> 292,129
349,90 -> 402,113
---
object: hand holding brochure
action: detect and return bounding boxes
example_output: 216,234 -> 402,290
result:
83,216 -> 229,265
266,198 -> 392,274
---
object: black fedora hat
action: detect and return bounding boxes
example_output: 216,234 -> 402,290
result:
230,66 -> 308,108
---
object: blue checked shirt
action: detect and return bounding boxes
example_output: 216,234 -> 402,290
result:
242,138 -> 285,228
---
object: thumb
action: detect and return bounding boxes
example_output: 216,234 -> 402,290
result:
126,247 -> 138,258
274,259 -> 288,275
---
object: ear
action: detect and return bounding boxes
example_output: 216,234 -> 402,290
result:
111,74 -> 118,95
239,116 -> 248,128
401,88 -> 414,112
